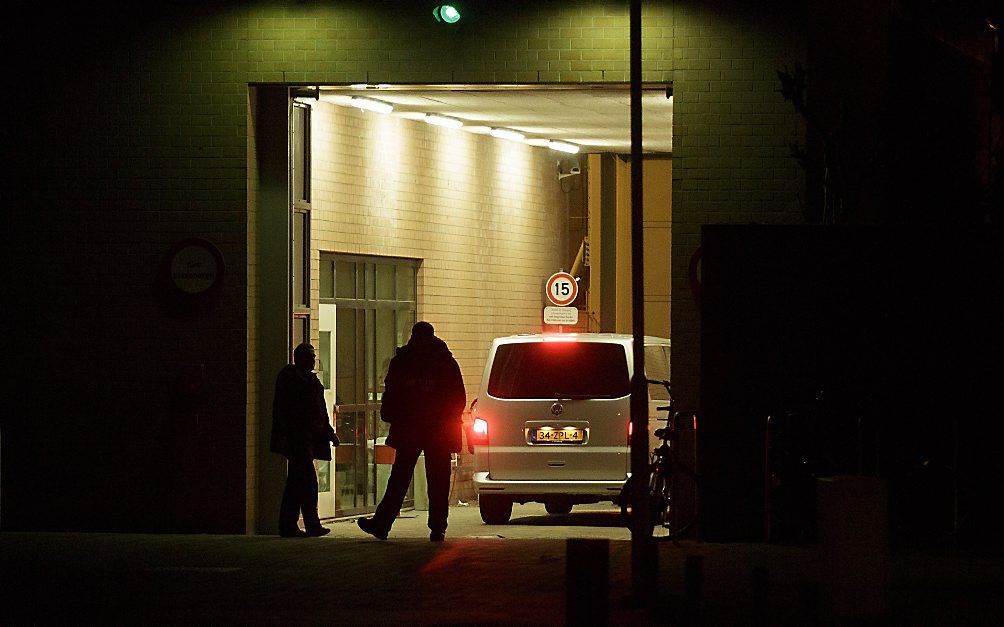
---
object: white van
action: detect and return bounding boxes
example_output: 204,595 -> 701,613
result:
468,333 -> 671,524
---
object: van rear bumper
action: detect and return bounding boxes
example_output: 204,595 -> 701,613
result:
473,471 -> 627,496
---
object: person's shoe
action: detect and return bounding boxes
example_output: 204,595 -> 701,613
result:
305,527 -> 331,537
430,531 -> 446,542
279,528 -> 308,538
357,517 -> 388,540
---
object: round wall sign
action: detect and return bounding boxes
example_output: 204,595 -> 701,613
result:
170,243 -> 221,294
545,271 -> 578,306
157,238 -> 226,315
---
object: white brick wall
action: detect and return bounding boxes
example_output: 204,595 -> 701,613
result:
310,101 -> 569,401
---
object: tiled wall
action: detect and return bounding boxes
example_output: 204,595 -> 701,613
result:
309,101 -> 568,400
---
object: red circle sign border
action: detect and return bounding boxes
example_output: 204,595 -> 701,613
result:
546,272 -> 578,306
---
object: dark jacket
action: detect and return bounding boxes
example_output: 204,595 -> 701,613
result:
380,335 -> 466,452
270,364 -> 335,460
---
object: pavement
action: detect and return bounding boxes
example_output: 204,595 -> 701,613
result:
3,504 -> 1003,624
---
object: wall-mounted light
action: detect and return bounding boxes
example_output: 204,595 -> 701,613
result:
349,83 -> 391,90
424,114 -> 463,129
350,97 -> 393,114
489,128 -> 525,142
432,4 -> 461,24
548,140 -> 580,154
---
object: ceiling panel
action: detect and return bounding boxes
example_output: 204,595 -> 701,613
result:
316,86 -> 673,154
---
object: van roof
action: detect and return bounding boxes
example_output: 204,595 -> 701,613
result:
494,332 -> 669,345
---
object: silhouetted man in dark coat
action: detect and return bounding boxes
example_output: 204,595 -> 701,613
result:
358,321 -> 466,541
271,342 -> 339,537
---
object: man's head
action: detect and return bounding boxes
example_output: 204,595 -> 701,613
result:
411,321 -> 435,341
293,342 -> 316,371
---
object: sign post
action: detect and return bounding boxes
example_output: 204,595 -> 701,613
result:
629,0 -> 656,604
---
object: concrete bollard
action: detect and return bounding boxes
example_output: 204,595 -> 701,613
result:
816,476 -> 888,623
566,538 -> 609,625
682,554 -> 704,626
750,566 -> 769,626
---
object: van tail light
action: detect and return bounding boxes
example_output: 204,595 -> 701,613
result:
472,418 -> 489,438
467,417 -> 489,453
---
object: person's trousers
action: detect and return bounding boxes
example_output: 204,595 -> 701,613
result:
279,454 -> 322,532
373,445 -> 452,534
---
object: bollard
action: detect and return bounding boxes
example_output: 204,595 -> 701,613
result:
566,538 -> 609,625
751,566 -> 769,626
682,554 -> 704,626
817,476 -> 887,623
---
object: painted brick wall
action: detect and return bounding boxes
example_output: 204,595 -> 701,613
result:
669,1 -> 806,410
6,0 -> 805,533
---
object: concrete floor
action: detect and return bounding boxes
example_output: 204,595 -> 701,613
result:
4,505 -> 1003,624
327,502 -> 636,540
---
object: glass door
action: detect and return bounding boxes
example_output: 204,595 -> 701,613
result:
316,304 -> 336,518
320,254 -> 418,517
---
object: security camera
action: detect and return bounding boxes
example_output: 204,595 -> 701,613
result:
557,158 -> 582,180
558,167 -> 580,180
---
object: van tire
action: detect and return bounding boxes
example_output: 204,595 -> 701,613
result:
479,495 -> 513,524
545,501 -> 573,515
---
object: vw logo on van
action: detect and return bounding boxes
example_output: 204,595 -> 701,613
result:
550,402 -> 564,416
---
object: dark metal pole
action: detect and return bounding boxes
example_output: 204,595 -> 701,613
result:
629,0 -> 655,603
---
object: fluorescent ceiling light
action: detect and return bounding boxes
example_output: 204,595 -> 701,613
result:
424,114 -> 463,129
490,128 -> 525,142
350,97 -> 393,114
548,140 -> 580,154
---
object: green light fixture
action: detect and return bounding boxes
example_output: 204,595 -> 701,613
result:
433,4 -> 461,24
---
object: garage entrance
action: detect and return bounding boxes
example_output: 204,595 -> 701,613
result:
254,83 -> 673,525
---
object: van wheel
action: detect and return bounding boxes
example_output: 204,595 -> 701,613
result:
545,501 -> 573,515
479,495 -> 513,524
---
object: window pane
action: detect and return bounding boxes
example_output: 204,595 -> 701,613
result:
396,265 -> 415,302
293,212 -> 306,306
292,106 -> 310,203
292,107 -> 305,202
395,309 -> 415,348
487,342 -> 630,399
318,330 -> 332,389
335,309 -> 358,403
365,308 -> 376,401
376,264 -> 395,300
375,309 -> 396,395
294,316 -> 310,347
320,258 -> 334,299
336,260 -> 355,299
364,263 -> 375,300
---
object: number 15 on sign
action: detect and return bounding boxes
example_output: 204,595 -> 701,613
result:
546,272 -> 578,306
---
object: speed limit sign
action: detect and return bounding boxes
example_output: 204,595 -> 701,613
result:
545,272 -> 578,306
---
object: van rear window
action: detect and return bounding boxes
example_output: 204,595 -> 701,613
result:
487,342 -> 630,399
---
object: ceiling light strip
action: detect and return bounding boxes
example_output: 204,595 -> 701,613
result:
547,140 -> 581,154
489,128 -> 525,142
350,97 -> 393,114
424,114 -> 464,129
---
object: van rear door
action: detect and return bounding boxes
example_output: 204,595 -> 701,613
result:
478,339 -> 630,481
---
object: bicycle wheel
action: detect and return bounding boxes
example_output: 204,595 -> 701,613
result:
648,471 -> 671,529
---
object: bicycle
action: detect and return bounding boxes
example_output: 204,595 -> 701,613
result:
619,379 -> 700,542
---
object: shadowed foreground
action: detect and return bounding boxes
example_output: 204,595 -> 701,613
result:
2,507 -> 1002,624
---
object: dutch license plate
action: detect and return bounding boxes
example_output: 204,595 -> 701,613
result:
532,428 -> 584,443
